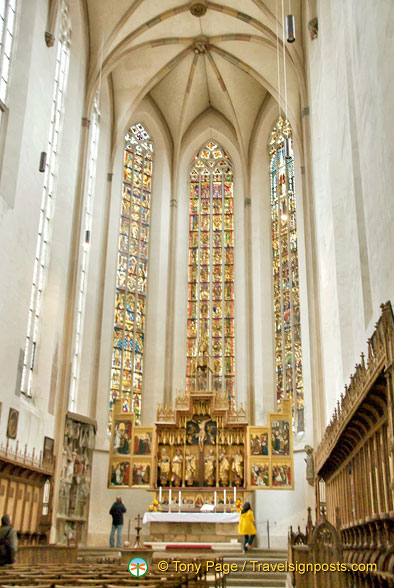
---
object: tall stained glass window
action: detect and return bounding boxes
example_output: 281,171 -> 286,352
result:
269,118 -> 303,432
109,123 -> 153,427
186,141 -> 235,406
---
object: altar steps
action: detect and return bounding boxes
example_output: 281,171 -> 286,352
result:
223,550 -> 287,588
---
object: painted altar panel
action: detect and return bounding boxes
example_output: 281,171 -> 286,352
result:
108,406 -> 155,490
271,460 -> 292,488
249,458 -> 270,488
245,400 -> 294,489
108,395 -> 294,496
248,427 -> 270,457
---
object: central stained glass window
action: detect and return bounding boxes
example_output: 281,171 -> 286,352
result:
186,141 -> 235,406
109,123 -> 153,428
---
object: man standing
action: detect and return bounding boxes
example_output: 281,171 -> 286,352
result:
109,496 -> 126,548
0,514 -> 18,565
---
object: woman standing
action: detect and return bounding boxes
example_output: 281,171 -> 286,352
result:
238,501 -> 256,552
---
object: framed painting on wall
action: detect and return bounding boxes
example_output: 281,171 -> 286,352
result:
43,436 -> 54,464
7,408 -> 19,439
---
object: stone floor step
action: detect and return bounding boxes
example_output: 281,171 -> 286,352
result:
223,551 -> 287,558
224,555 -> 287,561
226,580 -> 286,587
228,573 -> 287,579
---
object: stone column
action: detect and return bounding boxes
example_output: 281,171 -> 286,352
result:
163,195 -> 178,405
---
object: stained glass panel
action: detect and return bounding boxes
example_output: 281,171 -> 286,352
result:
269,118 -> 304,432
109,123 -> 153,428
186,141 -> 235,407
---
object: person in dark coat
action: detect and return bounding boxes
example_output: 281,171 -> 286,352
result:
0,514 -> 18,565
109,496 -> 127,548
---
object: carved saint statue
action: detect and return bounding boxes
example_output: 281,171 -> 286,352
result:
190,322 -> 212,390
232,451 -> 244,486
219,451 -> 230,486
171,448 -> 183,486
185,449 -> 197,486
304,445 -> 314,486
158,447 -> 170,486
204,448 -> 216,486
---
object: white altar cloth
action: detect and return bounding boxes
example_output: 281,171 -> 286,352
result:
143,512 -> 239,524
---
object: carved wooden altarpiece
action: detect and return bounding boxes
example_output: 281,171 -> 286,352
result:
108,390 -> 294,507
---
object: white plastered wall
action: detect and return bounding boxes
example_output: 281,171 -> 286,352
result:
0,0 -> 87,455
305,0 -> 394,424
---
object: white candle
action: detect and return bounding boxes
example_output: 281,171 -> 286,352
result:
169,489 -> 172,504
233,486 -> 236,502
179,490 -> 181,507
159,486 -> 162,503
224,489 -> 226,504
214,491 -> 217,506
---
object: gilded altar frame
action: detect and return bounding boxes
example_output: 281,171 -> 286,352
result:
108,393 -> 294,496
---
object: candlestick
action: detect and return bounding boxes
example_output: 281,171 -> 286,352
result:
233,486 -> 236,502
159,486 -> 162,503
169,489 -> 172,504
224,489 -> 227,505
214,491 -> 217,506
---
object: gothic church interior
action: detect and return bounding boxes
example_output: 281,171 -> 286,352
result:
0,0 -> 393,585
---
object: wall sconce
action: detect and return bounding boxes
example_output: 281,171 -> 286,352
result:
39,152 -> 47,172
286,15 -> 296,43
83,230 -> 90,250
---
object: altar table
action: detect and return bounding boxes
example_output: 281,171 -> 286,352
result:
143,512 -> 239,524
143,511 -> 239,543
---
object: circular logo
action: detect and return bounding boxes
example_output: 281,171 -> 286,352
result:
128,557 -> 148,577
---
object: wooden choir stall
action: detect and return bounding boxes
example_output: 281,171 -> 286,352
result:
289,301 -> 394,588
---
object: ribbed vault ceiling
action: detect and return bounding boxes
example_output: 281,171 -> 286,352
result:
86,0 -> 305,154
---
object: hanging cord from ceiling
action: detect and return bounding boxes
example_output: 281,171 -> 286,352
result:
275,0 -> 282,118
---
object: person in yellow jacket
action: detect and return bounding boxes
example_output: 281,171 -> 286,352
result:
238,501 -> 256,552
